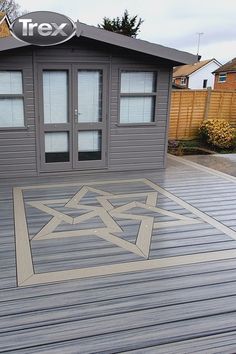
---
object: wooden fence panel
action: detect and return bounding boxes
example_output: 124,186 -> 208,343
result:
169,89 -> 236,140
208,91 -> 236,126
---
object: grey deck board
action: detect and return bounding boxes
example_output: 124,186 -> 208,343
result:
2,279 -> 236,331
125,332 -> 236,354
2,312 -> 236,353
1,157 -> 236,352
8,332 -> 236,354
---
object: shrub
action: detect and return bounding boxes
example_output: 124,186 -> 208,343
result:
168,140 -> 180,149
199,119 -> 234,149
168,140 -> 184,155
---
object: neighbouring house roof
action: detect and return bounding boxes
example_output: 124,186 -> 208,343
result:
0,12 -> 6,22
0,12 -> 11,38
0,20 -> 197,65
213,58 -> 236,74
173,59 -> 219,78
172,82 -> 187,89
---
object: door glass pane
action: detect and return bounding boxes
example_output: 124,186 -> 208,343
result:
0,71 -> 23,94
78,70 -> 102,122
120,97 -> 154,123
78,131 -> 101,161
121,72 -> 155,93
43,71 -> 68,124
0,98 -> 24,127
45,132 -> 69,163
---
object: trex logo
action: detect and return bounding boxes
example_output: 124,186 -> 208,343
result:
19,19 -> 68,37
10,11 -> 76,46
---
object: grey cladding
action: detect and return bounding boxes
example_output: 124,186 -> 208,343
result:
0,22 -> 195,177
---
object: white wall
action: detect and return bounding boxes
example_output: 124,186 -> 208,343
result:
188,61 -> 220,89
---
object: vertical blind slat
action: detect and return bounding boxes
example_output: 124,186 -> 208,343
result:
0,98 -> 24,127
78,70 -> 102,122
0,71 -> 23,94
121,72 -> 155,93
120,97 -> 154,123
43,71 -> 68,124
45,132 -> 69,152
78,131 -> 100,151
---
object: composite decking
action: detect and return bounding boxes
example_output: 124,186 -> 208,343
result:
1,155 -> 236,353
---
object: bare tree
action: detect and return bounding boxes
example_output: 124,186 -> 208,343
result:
0,0 -> 26,22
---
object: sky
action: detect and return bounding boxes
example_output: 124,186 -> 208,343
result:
17,0 -> 236,64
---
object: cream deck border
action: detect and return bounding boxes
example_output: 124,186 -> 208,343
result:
13,178 -> 236,287
22,249 -> 236,286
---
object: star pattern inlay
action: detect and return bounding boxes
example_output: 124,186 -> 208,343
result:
28,186 -> 201,259
14,177 -> 236,287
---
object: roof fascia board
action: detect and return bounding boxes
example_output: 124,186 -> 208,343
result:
216,70 -> 236,74
77,21 -> 197,65
212,58 -> 222,66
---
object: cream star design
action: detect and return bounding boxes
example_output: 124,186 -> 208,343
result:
27,186 -> 201,259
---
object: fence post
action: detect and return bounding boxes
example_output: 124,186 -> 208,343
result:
204,87 -> 212,120
175,91 -> 182,139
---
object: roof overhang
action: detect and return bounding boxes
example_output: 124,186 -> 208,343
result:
76,22 -> 197,65
0,20 -> 197,65
213,70 -> 236,74
0,36 -> 29,51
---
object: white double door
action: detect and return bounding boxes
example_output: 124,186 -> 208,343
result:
38,63 -> 108,171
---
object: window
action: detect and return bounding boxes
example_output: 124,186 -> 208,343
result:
180,77 -> 187,85
203,79 -> 208,88
0,71 -> 24,128
120,71 -> 156,124
43,70 -> 68,123
78,130 -> 102,161
218,73 -> 227,82
45,132 -> 69,163
77,70 -> 102,122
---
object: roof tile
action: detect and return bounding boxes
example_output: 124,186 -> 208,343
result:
173,59 -> 213,77
213,58 -> 236,73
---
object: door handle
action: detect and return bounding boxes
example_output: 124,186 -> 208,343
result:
74,109 -> 78,122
